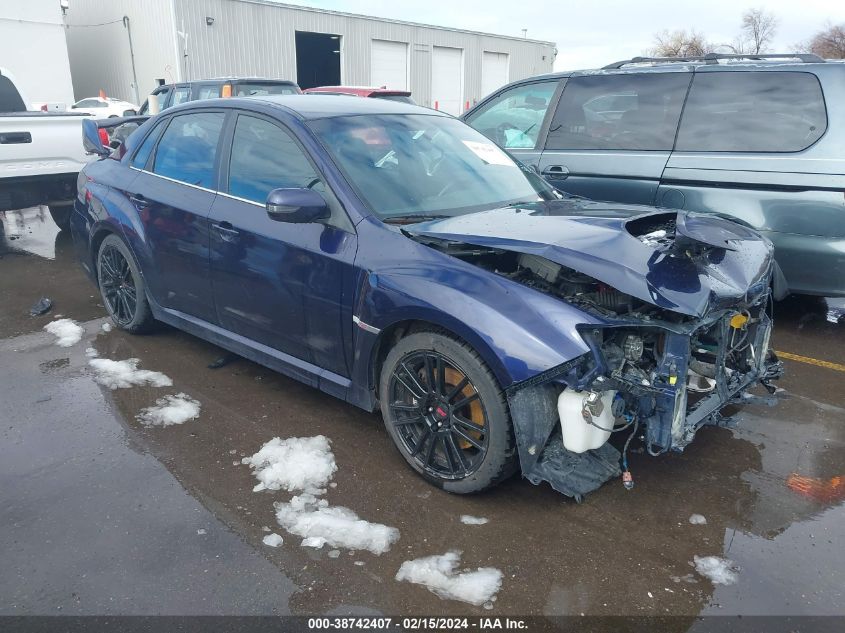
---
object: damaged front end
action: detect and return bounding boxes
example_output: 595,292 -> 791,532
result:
408,206 -> 784,500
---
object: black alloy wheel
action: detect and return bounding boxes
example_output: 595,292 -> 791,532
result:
380,331 -> 518,493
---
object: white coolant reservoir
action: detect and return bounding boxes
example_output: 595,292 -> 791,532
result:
558,389 -> 617,453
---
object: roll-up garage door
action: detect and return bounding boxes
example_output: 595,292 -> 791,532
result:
371,40 -> 408,90
432,46 -> 463,115
482,51 -> 509,98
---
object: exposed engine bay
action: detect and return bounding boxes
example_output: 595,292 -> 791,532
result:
410,213 -> 783,500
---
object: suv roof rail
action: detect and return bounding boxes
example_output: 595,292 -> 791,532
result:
602,52 -> 825,69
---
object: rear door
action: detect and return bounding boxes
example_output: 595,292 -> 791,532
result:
208,112 -> 357,380
125,110 -> 226,322
463,79 -> 561,170
538,71 -> 690,205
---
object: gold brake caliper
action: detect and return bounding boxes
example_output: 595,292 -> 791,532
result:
445,367 -> 484,449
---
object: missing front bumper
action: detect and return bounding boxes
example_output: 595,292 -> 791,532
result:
506,302 -> 783,500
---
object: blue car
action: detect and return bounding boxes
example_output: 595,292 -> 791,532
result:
73,96 -> 782,500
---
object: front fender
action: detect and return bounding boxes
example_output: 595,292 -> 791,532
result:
351,260 -> 600,398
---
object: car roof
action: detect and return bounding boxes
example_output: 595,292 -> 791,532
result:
231,94 -> 445,119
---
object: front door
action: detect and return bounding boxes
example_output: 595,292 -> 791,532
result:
538,72 -> 691,205
209,113 -> 356,376
126,110 -> 226,322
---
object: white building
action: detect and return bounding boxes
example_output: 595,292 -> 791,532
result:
63,0 -> 556,115
1,0 -> 75,109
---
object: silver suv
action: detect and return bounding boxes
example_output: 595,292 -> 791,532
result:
463,53 -> 845,298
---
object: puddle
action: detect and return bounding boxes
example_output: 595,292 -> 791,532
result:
0,206 -> 61,259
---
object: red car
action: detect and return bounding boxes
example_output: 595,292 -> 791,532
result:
303,86 -> 415,104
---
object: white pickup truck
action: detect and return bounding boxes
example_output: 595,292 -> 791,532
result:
0,68 -> 91,229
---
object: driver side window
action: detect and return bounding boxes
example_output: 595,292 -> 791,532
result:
464,81 -> 559,149
227,114 -> 321,204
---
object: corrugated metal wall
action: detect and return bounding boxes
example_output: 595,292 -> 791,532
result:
175,0 -> 555,108
65,0 -> 555,108
64,0 -> 179,104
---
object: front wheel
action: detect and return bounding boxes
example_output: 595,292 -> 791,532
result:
97,234 -> 155,333
379,331 -> 518,494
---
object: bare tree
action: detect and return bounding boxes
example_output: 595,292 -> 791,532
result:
797,23 -> 845,59
649,29 -> 711,57
740,8 -> 778,54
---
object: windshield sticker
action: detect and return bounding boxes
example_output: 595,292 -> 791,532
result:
461,140 -> 515,167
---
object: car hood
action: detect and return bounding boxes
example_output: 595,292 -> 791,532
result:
405,199 -> 774,318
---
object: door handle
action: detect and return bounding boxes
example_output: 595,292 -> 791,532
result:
0,131 -> 32,144
212,221 -> 240,242
129,194 -> 151,208
541,165 -> 569,179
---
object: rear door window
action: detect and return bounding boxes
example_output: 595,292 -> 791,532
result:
152,112 -> 225,188
464,81 -> 559,149
130,119 -> 166,169
545,73 -> 690,151
675,72 -> 827,152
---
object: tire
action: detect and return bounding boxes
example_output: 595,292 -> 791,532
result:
48,205 -> 72,231
96,234 -> 155,333
379,330 -> 518,494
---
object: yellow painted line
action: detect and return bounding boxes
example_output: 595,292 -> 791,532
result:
775,350 -> 845,373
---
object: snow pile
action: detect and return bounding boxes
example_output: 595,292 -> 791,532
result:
242,436 -> 337,493
689,514 -> 707,525
274,493 -> 400,555
262,533 -> 283,547
89,358 -> 173,389
44,319 -> 84,347
101,322 -> 113,332
245,435 -> 400,555
85,347 -> 99,358
693,555 -> 739,585
137,393 -> 201,427
460,515 -> 489,526
395,551 -> 503,606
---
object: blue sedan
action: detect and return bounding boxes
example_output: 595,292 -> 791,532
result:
73,96 -> 782,499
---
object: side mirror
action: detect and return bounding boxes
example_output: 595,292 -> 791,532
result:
266,188 -> 330,223
122,108 -> 137,116
81,118 -> 110,157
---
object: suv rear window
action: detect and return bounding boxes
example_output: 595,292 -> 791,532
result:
545,73 -> 690,151
675,72 -> 827,153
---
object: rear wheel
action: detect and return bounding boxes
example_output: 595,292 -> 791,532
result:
48,205 -> 72,231
97,235 -> 154,333
379,331 -> 518,494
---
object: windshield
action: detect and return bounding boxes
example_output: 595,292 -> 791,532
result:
309,114 -> 553,219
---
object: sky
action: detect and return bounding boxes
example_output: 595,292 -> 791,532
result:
288,0 -> 844,70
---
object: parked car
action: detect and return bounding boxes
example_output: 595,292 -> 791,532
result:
462,53 -> 845,298
137,78 -> 301,114
71,97 -> 138,117
304,86 -> 415,104
74,95 -> 781,499
0,68 -> 91,229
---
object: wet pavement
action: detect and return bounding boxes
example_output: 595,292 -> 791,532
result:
2,206 -> 844,619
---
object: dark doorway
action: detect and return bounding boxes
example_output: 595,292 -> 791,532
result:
295,31 -> 341,89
